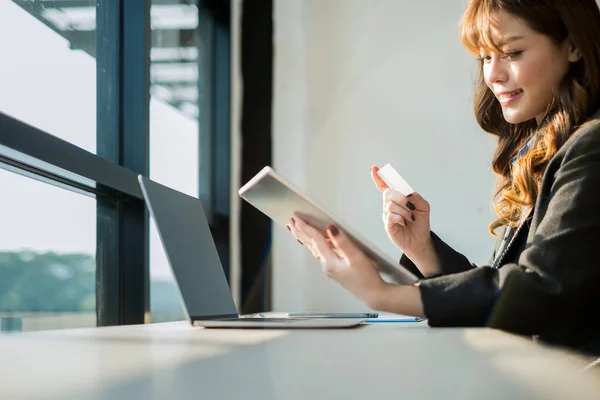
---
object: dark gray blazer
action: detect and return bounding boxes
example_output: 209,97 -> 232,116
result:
401,108 -> 600,355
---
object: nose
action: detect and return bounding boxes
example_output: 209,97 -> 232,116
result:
485,56 -> 508,86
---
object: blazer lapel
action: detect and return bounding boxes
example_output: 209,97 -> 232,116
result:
490,226 -> 508,265
490,207 -> 534,268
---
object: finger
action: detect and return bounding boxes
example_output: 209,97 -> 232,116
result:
293,217 -> 328,242
384,189 -> 430,213
293,217 -> 332,249
383,211 -> 407,229
288,220 -> 310,245
384,201 -> 415,222
370,165 -> 389,192
307,228 -> 340,264
326,224 -> 365,263
294,218 -> 339,262
291,219 -> 334,244
290,219 -> 322,257
383,211 -> 407,227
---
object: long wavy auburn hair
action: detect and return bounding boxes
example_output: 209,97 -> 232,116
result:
460,0 -> 600,236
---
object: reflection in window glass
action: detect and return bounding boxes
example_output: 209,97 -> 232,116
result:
0,1 -> 97,154
149,0 -> 200,323
0,168 -> 96,332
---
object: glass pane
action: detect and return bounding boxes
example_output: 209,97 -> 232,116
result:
0,168 -> 96,332
0,1 -> 97,154
149,0 -> 200,323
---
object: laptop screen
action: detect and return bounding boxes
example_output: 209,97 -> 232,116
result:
138,176 -> 238,320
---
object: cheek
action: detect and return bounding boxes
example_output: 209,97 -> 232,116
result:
511,64 -> 533,90
519,56 -> 566,96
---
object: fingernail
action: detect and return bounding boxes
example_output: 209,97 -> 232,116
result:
297,239 -> 303,245
291,217 -> 296,224
407,202 -> 416,211
403,218 -> 408,225
287,225 -> 291,232
411,214 -> 416,222
407,193 -> 413,197
328,225 -> 339,236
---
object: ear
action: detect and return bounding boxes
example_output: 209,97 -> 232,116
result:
566,38 -> 582,63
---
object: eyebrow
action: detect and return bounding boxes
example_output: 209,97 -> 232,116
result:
496,35 -> 525,47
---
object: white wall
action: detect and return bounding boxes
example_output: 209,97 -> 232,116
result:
271,0 -> 498,312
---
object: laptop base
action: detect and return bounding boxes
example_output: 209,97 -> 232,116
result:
193,319 -> 365,329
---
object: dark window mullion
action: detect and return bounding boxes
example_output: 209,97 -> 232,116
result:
212,12 -> 232,281
96,0 -> 122,326
197,1 -> 215,224
96,0 -> 150,326
120,0 -> 151,325
196,0 -> 231,282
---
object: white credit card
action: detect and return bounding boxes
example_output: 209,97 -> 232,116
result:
377,164 -> 414,196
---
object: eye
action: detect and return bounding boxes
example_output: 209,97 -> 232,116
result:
502,51 -> 523,60
476,55 -> 492,63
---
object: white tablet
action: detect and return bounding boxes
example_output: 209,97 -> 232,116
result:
238,166 -> 419,285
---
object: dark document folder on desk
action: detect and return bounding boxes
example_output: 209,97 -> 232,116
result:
138,175 -> 364,329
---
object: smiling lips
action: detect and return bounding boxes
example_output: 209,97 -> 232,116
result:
496,89 -> 524,105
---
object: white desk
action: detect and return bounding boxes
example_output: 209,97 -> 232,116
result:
0,321 -> 599,399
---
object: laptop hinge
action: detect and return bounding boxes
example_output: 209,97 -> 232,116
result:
191,313 -> 239,321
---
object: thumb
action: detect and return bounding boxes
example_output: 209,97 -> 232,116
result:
326,225 -> 363,262
370,165 -> 389,192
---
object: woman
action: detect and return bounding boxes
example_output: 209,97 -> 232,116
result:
288,0 -> 600,356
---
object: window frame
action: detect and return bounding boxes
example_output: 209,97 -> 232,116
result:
0,0 -> 231,326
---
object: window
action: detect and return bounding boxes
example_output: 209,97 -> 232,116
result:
0,0 -> 231,329
149,0 -> 201,322
0,168 -> 96,332
0,0 -> 146,329
0,1 -> 97,154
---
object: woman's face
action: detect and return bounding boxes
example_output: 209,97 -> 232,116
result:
481,11 -> 580,125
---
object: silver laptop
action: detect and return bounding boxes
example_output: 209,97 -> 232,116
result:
138,175 -> 364,329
